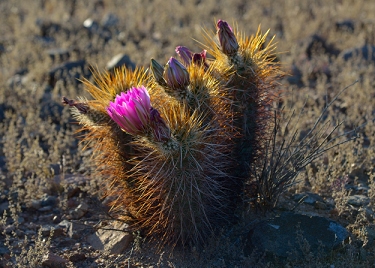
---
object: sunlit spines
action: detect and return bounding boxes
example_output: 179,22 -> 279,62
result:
82,66 -> 150,109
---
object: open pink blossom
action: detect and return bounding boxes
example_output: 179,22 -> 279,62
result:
107,86 -> 151,135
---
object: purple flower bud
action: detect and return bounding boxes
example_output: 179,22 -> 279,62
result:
176,46 -> 207,67
175,46 -> 194,66
106,86 -> 151,135
192,50 -> 207,66
62,97 -> 89,114
149,108 -> 171,142
163,57 -> 190,89
217,20 -> 239,56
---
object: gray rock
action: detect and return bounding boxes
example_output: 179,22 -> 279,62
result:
87,225 -> 133,254
106,53 -> 136,71
293,192 -> 325,205
314,201 -> 329,210
346,195 -> 370,207
70,202 -> 89,220
38,205 -> 52,212
30,199 -> 42,210
245,212 -> 348,262
57,220 -> 88,239
41,195 -> 57,207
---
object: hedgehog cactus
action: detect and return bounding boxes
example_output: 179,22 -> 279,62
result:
204,20 -> 281,187
63,20 -> 280,248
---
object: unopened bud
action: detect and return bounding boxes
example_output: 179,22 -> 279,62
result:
163,57 -> 190,90
150,59 -> 167,86
176,46 -> 194,66
176,46 -> 207,67
62,97 -> 89,114
217,20 -> 239,56
192,50 -> 207,66
149,108 -> 171,142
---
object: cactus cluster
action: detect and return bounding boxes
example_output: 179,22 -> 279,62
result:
63,20 -> 281,248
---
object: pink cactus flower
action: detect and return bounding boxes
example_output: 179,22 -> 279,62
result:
107,86 -> 151,135
217,20 -> 239,56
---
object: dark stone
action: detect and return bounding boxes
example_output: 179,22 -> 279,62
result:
304,34 -> 340,59
0,103 -> 5,123
47,48 -> 70,62
292,192 -> 325,205
49,164 -> 62,176
286,64 -> 303,86
346,195 -> 370,207
101,13 -> 119,28
69,253 -> 86,262
47,59 -> 87,86
106,53 -> 136,71
245,212 -> 348,262
38,206 -> 52,212
36,19 -> 62,37
14,68 -> 28,76
41,195 -> 57,207
335,19 -> 355,33
341,45 -> 375,62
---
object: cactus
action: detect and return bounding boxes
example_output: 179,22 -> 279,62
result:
63,20 -> 280,248
202,20 -> 282,201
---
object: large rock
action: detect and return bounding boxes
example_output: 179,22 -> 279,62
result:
245,212 -> 348,262
87,225 -> 133,254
